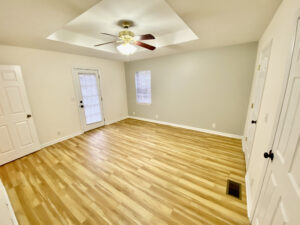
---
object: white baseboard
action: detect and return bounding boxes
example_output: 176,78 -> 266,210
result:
106,116 -> 128,125
40,117 -> 128,149
40,131 -> 83,148
128,116 -> 242,139
245,172 -> 252,220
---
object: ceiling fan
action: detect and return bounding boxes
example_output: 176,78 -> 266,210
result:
94,20 -> 156,55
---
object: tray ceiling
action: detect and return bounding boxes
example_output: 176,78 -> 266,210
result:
0,0 -> 282,61
47,0 -> 198,54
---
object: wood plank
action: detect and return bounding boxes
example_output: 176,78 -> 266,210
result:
0,118 -> 250,225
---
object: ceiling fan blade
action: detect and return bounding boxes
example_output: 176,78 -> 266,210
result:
135,41 -> 156,51
135,34 -> 155,40
100,33 -> 118,38
94,41 -> 116,47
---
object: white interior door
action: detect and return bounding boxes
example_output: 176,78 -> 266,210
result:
73,69 -> 104,132
252,19 -> 300,225
0,65 -> 40,165
244,42 -> 272,166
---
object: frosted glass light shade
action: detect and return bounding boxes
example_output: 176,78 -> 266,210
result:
116,43 -> 137,55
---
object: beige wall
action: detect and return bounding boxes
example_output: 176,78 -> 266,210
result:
0,45 -> 128,145
125,43 -> 257,135
244,0 -> 300,218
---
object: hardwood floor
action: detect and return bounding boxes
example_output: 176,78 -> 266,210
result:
0,119 -> 250,225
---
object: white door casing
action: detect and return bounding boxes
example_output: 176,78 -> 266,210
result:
73,68 -> 105,132
0,65 -> 40,165
244,42 -> 272,167
0,180 -> 19,225
252,19 -> 300,225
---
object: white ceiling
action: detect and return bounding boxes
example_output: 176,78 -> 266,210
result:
0,0 -> 282,61
48,0 -> 198,54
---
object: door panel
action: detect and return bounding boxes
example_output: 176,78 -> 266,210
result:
253,172 -> 278,224
5,87 -> 25,113
288,138 -> 300,192
1,70 -> 17,81
0,126 -> 14,153
0,65 -> 40,165
276,79 -> 300,161
253,19 -> 300,225
16,121 -> 33,147
0,104 -> 3,117
269,200 -> 288,225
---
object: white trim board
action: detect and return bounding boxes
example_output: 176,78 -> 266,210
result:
40,116 -> 128,149
245,172 -> 252,220
0,180 -> 19,225
40,131 -> 83,149
106,116 -> 129,125
128,116 -> 242,139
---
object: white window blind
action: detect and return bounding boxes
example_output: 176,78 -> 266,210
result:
135,71 -> 151,104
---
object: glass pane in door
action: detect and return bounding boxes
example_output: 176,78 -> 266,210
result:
79,74 -> 102,124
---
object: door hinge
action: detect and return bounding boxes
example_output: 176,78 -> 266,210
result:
251,103 -> 254,109
257,64 -> 261,71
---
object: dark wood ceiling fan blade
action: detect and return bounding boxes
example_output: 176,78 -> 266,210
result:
135,34 -> 155,40
100,33 -> 118,38
135,41 -> 156,51
94,41 -> 116,47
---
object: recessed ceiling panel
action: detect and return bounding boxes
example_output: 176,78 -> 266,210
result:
47,0 -> 198,54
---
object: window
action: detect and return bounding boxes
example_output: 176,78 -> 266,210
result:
135,71 -> 151,104
79,73 -> 102,124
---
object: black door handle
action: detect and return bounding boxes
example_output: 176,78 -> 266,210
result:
251,120 -> 257,124
80,105 -> 84,108
264,150 -> 274,161
27,114 -> 32,118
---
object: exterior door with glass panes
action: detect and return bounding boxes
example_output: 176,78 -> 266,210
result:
73,69 -> 104,132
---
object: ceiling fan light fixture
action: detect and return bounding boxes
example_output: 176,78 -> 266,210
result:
116,43 -> 137,55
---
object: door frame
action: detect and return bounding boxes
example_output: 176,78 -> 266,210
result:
248,13 -> 300,221
72,67 -> 105,133
244,41 -> 273,219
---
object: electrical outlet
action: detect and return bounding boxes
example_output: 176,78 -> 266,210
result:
133,112 -> 135,115
212,123 -> 216,129
57,131 -> 61,136
155,114 -> 159,119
